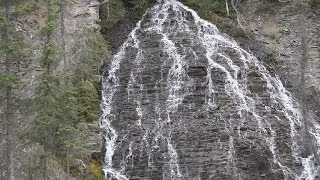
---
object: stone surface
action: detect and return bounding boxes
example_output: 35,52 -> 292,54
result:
238,0 -> 320,120
100,0 -> 320,179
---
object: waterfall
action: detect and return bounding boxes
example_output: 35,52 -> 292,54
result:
100,0 -> 320,179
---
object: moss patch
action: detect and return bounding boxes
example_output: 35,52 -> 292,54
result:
14,0 -> 43,16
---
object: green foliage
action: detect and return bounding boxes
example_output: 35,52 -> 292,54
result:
0,117 -> 7,126
1,0 -> 99,178
31,75 -> 60,144
0,40 -> 25,57
76,80 -> 100,122
39,0 -> 60,74
0,12 -> 5,27
48,0 -> 60,18
28,75 -> 89,177
74,28 -> 109,122
0,12 -> 30,71
42,21 -> 57,35
15,1 -> 40,16
0,73 -> 24,88
27,0 -> 92,178
88,159 -> 103,180
40,43 -> 57,69
29,0 -> 86,168
56,78 -> 88,156
205,0 -> 228,14
30,75 -> 88,156
308,0 -> 320,9
0,42 -> 8,54
41,0 -> 60,36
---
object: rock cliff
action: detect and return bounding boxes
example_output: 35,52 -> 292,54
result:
100,0 -> 320,179
0,0 -> 104,179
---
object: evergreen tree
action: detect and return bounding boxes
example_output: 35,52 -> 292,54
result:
0,0 -> 27,178
27,0 -> 88,178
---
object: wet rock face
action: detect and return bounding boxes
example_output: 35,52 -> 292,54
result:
100,0 -> 320,179
237,0 -> 320,126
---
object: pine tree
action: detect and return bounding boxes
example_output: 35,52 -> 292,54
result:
0,0 -> 26,179
27,0 -> 88,178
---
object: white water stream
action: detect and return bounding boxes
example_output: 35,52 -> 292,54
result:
100,0 -> 320,179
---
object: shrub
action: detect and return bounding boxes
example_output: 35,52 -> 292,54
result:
309,0 -> 320,9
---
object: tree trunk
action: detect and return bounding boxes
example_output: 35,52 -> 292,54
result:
4,1 -> 15,179
60,2 -> 67,75
40,155 -> 48,180
67,154 -> 70,180
5,86 -> 14,180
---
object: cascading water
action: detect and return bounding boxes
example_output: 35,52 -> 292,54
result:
100,0 -> 320,179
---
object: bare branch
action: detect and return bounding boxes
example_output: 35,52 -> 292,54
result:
226,0 -> 230,17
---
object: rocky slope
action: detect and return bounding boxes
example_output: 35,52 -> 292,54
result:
0,0 -> 318,179
238,0 -> 320,116
99,0 -> 320,179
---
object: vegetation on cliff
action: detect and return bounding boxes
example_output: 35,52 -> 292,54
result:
0,0 -> 108,179
0,0 -> 319,179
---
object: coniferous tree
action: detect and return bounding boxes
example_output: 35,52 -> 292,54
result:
0,0 -> 27,179
27,0 -> 88,178
1,2 -> 15,179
